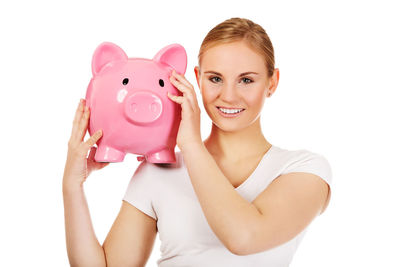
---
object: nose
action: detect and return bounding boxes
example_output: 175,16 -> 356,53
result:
124,91 -> 163,125
219,83 -> 239,102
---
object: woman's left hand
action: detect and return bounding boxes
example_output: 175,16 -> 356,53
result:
167,69 -> 203,151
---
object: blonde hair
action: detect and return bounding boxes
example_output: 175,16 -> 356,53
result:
198,17 -> 275,78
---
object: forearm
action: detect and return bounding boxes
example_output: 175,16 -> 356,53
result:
181,143 -> 262,252
63,181 -> 106,267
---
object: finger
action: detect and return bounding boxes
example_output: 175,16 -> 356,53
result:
71,99 -> 86,142
171,71 -> 197,100
168,92 -> 194,117
172,70 -> 194,91
72,99 -> 85,124
83,129 -> 103,151
167,92 -> 184,105
87,146 -> 110,169
169,75 -> 196,108
176,73 -> 198,104
172,71 -> 199,106
181,96 -> 195,120
76,105 -> 90,142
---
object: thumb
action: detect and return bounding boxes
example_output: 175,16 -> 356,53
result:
88,146 -> 96,159
88,146 -> 108,166
91,160 -> 110,172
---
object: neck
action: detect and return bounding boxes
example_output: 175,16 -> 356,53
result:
203,117 -> 271,162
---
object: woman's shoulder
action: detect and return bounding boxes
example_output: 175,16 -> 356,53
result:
128,151 -> 185,189
273,144 -> 329,162
274,145 -> 333,186
141,150 -> 185,171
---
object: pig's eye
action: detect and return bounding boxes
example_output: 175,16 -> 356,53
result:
159,79 -> 164,87
122,78 -> 129,85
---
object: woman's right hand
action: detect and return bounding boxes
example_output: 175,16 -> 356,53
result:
63,98 -> 110,189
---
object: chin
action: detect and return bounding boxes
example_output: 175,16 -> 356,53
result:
212,120 -> 250,133
213,114 -> 261,133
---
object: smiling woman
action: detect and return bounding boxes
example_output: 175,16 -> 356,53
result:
62,16 -> 332,267
130,17 -> 331,266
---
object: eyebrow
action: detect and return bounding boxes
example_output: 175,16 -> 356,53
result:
203,71 -> 259,76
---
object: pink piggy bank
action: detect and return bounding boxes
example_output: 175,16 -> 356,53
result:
85,42 -> 187,164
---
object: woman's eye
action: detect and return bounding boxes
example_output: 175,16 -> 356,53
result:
241,77 -> 253,84
209,76 -> 221,83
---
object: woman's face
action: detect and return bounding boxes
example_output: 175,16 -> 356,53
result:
194,41 -> 279,132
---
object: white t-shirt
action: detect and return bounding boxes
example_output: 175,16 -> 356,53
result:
122,144 -> 333,267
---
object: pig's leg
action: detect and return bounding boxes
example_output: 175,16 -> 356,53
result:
146,148 -> 176,163
94,145 -> 126,162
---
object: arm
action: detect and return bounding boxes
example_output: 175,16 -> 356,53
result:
63,98 -> 157,266
181,143 -> 329,256
181,143 -> 262,254
244,171 -> 330,255
63,184 -> 158,267
103,200 -> 157,267
63,183 -> 106,267
62,98 -> 108,266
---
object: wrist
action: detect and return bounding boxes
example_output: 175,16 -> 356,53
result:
181,141 -> 206,155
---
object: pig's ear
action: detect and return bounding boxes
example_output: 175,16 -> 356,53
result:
153,44 -> 187,75
91,42 -> 128,76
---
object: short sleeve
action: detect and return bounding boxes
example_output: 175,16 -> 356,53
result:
281,150 -> 333,188
122,160 -> 158,220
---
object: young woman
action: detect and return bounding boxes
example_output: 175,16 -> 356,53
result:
63,17 -> 332,266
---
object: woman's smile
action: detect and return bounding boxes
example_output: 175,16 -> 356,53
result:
216,106 -> 245,118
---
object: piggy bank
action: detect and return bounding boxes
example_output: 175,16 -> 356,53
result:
85,42 -> 187,163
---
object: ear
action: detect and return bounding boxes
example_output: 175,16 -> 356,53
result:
267,68 -> 280,97
91,42 -> 128,76
194,66 -> 201,89
153,44 -> 187,75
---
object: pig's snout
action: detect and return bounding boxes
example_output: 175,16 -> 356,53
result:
124,91 -> 163,124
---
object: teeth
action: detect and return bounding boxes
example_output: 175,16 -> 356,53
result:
218,107 -> 244,114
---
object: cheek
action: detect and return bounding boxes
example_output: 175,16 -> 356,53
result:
201,86 -> 219,103
244,89 -> 266,108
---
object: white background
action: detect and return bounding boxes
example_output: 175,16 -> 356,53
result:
0,0 -> 399,266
